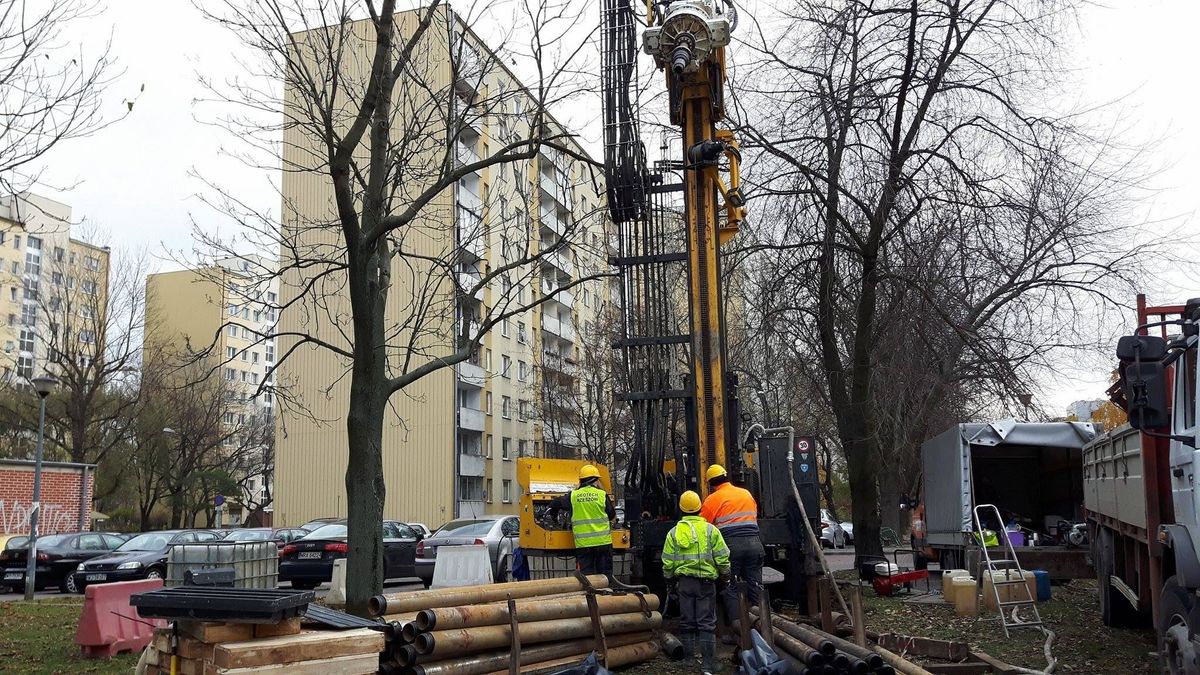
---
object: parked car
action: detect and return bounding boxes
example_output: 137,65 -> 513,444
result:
222,528 -> 308,548
299,517 -> 341,533
279,520 -> 421,590
819,510 -> 848,549
2,532 -> 127,593
408,523 -> 433,539
415,515 -> 520,586
67,529 -> 221,592
841,522 -> 854,545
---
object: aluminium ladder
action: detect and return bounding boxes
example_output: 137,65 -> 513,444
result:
973,503 -> 1043,637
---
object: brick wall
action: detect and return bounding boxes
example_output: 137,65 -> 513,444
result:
0,460 -> 94,534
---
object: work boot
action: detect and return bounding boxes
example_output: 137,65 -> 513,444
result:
679,631 -> 696,662
699,632 -> 718,674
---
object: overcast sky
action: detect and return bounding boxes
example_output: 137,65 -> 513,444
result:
34,0 -> 1200,414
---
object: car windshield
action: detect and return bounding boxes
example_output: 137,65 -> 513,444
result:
37,534 -> 71,548
223,530 -> 272,541
304,524 -> 347,539
435,520 -> 496,537
117,533 -> 172,551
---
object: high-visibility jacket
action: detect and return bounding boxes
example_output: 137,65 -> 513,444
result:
701,482 -> 760,539
662,515 -> 731,581
571,486 -> 613,549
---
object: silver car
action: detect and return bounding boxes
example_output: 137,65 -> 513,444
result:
820,509 -> 849,549
415,516 -> 521,585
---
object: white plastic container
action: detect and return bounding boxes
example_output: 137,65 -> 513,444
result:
166,542 -> 278,589
874,562 -> 900,576
942,569 -> 969,603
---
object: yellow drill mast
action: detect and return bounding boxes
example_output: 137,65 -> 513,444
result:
643,0 -> 746,496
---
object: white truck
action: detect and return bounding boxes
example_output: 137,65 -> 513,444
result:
1083,295 -> 1199,674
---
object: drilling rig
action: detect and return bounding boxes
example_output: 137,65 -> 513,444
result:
600,0 -> 819,599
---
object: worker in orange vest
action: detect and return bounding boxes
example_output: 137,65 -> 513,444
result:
700,464 -> 764,622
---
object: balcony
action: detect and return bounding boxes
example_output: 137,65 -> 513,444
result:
457,361 -> 485,388
539,209 -> 565,237
542,349 -> 576,376
457,206 -> 486,261
458,271 -> 483,300
458,406 -> 486,431
539,249 -> 573,278
541,279 -> 574,308
456,140 -> 481,170
459,452 -> 486,477
541,315 -> 576,343
538,172 -> 572,210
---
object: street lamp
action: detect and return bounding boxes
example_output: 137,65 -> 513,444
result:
24,374 -> 57,601
1017,393 -> 1033,422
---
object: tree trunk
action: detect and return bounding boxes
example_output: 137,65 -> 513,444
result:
344,366 -> 386,616
844,431 -> 882,566
877,456 -> 902,536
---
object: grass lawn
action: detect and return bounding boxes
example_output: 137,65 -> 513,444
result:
0,598 -> 140,674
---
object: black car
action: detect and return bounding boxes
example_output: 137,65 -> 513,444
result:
222,527 -> 308,548
279,520 -> 420,590
298,517 -> 341,533
1,532 -> 127,593
68,529 -> 221,592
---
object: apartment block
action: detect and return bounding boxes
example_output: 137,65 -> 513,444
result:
144,255 -> 279,512
274,9 -> 616,528
0,193 -> 110,382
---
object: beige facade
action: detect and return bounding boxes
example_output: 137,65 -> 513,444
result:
273,9 -> 615,529
0,193 -> 110,381
144,256 -> 279,511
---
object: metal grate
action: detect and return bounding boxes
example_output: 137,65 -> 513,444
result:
303,603 -> 385,630
131,586 -> 313,624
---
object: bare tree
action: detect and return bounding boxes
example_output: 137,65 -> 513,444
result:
734,0 -> 1158,561
0,0 -> 121,193
193,0 -> 607,614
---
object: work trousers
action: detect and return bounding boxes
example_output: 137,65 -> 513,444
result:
575,544 -> 613,577
723,535 -> 765,614
677,576 -> 718,633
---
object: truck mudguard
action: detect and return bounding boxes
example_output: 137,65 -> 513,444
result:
1161,524 -> 1200,589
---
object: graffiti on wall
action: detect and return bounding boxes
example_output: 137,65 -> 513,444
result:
0,500 -> 79,534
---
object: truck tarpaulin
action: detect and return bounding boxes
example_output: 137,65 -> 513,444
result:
923,421 -> 1096,546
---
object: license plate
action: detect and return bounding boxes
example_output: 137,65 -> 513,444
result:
297,552 -> 322,560
85,574 -> 107,582
3,571 -> 21,581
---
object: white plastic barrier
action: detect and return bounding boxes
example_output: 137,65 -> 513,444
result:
325,558 -> 348,606
431,544 -> 494,589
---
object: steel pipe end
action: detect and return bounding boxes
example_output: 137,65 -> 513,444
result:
415,632 -> 435,655
397,644 -> 419,667
368,595 -> 387,616
401,621 -> 421,644
414,609 -> 436,632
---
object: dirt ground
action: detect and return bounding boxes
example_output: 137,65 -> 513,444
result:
622,578 -> 1157,674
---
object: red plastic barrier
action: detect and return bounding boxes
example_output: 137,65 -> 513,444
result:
75,578 -> 166,658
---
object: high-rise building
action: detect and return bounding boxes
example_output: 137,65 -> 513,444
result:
0,193 -> 110,381
273,9 -> 616,527
144,255 -> 279,514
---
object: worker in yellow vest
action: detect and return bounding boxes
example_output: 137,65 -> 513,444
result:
664,490 -> 730,674
548,465 -> 616,577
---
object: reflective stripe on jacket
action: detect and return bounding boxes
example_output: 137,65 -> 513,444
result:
663,515 -> 731,580
571,486 -> 613,548
700,482 -> 760,539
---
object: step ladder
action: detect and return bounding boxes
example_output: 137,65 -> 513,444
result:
973,503 -> 1042,637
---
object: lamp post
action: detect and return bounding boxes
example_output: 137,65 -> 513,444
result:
1017,393 -> 1033,422
24,374 -> 57,601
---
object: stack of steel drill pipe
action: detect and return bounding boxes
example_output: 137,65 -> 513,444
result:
402,631 -> 654,675
368,575 -> 610,616
415,610 -> 661,658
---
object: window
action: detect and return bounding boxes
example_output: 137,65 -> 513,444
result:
227,347 -> 236,359
501,355 -> 511,378
242,326 -> 252,339
52,272 -> 62,285
81,280 -> 97,295
18,329 -> 34,352
0,232 -> 6,245
252,373 -> 259,384
54,247 -> 64,262
485,391 -> 493,415
501,395 -> 511,418
518,361 -> 527,382
486,479 -> 494,503
1181,347 -> 1197,431
265,344 -> 275,362
459,476 -> 485,501
13,235 -> 20,249
252,352 -> 259,364
16,355 -> 32,378
228,325 -> 239,337
484,349 -> 492,371
502,437 -> 511,460
225,368 -> 235,381
517,321 -> 527,344
241,371 -> 248,382
253,310 -> 261,322
518,399 -> 529,422
229,305 -> 239,316
501,318 -> 510,337
518,439 -> 528,457
241,307 -> 249,319
20,305 -> 35,327
502,479 -> 512,503
7,288 -> 13,302
268,291 -> 277,303
485,434 -> 493,458
3,341 -> 11,353
224,412 -> 235,424
84,255 -> 100,271
9,262 -> 16,274
79,330 -> 95,344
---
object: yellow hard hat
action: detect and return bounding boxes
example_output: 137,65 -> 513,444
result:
579,465 -> 600,480
706,464 -> 728,481
679,490 -> 702,513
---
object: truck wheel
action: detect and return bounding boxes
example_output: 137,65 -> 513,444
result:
1161,576 -> 1200,675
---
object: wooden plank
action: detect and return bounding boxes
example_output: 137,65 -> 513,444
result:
212,628 -> 384,669
254,618 -> 303,638
850,586 -> 866,648
153,633 -> 217,661
819,578 -> 833,632
924,663 -> 994,674
970,651 -> 1021,674
177,620 -> 255,644
878,633 -> 971,661
205,653 -> 380,674
144,646 -> 160,667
